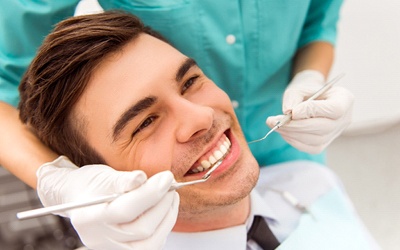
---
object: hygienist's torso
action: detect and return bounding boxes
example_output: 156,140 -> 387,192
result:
98,0 -> 341,166
1,0 -> 341,165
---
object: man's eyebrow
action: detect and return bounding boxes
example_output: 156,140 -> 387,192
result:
112,58 -> 196,142
176,58 -> 197,82
112,96 -> 157,142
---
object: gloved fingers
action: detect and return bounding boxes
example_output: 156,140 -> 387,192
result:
282,88 -> 308,112
37,156 -> 80,207
267,117 -> 343,154
268,83 -> 353,154
266,115 -> 287,129
291,86 -> 354,120
281,135 -> 328,154
98,192 -> 179,249
75,165 -> 147,194
70,190 -> 178,249
73,217 -> 133,250
267,115 -> 339,136
276,117 -> 344,143
276,123 -> 343,154
125,192 -> 180,250
70,203 -> 111,237
56,166 -> 148,207
278,127 -> 338,146
109,191 -> 178,242
103,169 -> 147,194
269,116 -> 338,134
130,192 -> 179,250
92,239 -> 133,250
70,203 -> 150,250
282,70 -> 325,112
38,156 -> 79,172
268,106 -> 352,135
104,171 -> 175,224
282,85 -> 324,112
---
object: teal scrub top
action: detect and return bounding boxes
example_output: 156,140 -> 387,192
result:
0,0 -> 343,166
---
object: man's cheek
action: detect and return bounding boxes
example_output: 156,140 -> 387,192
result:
139,152 -> 173,178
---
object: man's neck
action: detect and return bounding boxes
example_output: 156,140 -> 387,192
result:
172,195 -> 250,232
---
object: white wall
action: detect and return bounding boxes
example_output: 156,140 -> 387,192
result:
328,0 -> 400,249
330,0 -> 400,134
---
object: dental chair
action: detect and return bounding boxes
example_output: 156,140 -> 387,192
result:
0,166 -> 82,249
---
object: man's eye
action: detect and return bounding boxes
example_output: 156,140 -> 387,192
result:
132,116 -> 158,137
181,76 -> 199,94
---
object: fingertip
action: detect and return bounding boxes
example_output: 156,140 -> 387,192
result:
291,101 -> 315,119
282,101 -> 295,114
169,192 -> 180,221
172,191 -> 180,204
131,170 -> 148,184
148,171 -> 175,192
159,170 -> 174,180
266,116 -> 276,128
119,170 -> 148,192
266,115 -> 286,128
282,92 -> 303,113
158,170 -> 175,183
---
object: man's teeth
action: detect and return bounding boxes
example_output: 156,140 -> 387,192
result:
189,136 -> 231,174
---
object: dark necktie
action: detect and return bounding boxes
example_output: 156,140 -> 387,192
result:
247,215 -> 280,250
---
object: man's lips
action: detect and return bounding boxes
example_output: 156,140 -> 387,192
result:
185,132 -> 231,176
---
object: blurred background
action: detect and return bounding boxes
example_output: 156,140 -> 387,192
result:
1,0 -> 399,249
327,0 -> 400,248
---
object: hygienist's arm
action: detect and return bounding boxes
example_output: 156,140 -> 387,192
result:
0,1 -> 80,186
292,41 -> 334,78
0,101 -> 58,188
291,0 -> 343,78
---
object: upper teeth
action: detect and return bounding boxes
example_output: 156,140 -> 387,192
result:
189,135 -> 231,174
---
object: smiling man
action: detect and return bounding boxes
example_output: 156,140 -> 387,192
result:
69,29 -> 259,232
18,11 -> 378,250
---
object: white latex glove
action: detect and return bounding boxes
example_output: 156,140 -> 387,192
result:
266,70 -> 354,154
37,156 -> 179,250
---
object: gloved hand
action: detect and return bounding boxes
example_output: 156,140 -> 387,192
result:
37,156 -> 179,250
266,70 -> 354,154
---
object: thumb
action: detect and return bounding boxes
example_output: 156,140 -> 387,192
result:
266,115 -> 286,128
110,170 -> 148,193
104,171 -> 175,224
282,90 -> 305,113
283,70 -> 325,112
74,165 -> 147,195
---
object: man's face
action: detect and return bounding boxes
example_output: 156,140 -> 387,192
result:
73,34 -> 259,223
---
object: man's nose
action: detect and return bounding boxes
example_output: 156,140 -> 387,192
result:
173,99 -> 214,143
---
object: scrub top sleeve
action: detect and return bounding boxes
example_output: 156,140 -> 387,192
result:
0,1 -> 79,107
297,0 -> 344,49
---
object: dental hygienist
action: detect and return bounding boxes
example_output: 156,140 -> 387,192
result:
0,1 -> 353,248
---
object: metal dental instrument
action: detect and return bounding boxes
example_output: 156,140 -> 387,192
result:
17,159 -> 223,220
266,187 -> 316,221
247,73 -> 345,145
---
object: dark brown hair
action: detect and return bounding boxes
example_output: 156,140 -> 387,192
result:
19,11 -> 165,166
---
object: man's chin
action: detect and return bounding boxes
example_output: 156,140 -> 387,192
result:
177,162 -> 259,216
175,130 -> 260,229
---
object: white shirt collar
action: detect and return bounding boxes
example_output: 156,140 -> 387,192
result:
246,189 -> 279,230
164,190 -> 277,250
